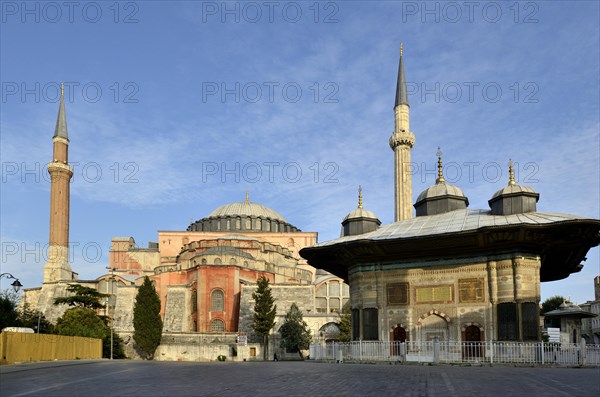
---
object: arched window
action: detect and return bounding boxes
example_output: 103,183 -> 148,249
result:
191,290 -> 197,313
210,319 -> 225,332
211,289 -> 225,312
214,258 -> 222,265
229,258 -> 237,265
329,281 -> 340,296
316,284 -> 327,297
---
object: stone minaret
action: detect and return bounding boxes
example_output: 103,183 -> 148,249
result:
43,84 -> 74,283
389,44 -> 415,222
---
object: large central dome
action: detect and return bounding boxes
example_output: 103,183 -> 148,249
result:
188,196 -> 300,232
209,201 -> 287,222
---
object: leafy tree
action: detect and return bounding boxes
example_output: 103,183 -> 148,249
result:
337,305 -> 352,343
133,276 -> 162,360
18,301 -> 54,334
279,303 -> 312,360
55,307 -> 108,340
55,285 -> 127,359
0,290 -> 20,330
54,284 -> 109,310
252,276 -> 277,360
102,329 -> 127,359
541,295 -> 566,315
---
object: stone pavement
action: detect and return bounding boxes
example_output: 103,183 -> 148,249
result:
1,360 -> 598,397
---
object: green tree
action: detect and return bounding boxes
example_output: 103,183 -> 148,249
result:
0,290 -> 20,330
102,330 -> 127,359
54,284 -> 109,310
133,276 -> 162,360
252,276 -> 276,360
18,301 -> 54,334
337,305 -> 352,343
279,303 -> 312,360
541,295 -> 566,315
55,307 -> 108,340
55,285 -> 126,359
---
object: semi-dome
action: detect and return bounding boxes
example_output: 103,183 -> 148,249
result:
188,193 -> 300,232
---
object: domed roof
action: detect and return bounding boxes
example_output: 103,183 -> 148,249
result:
342,186 -> 379,221
342,207 -> 379,222
416,183 -> 467,203
416,148 -> 468,205
208,200 -> 287,222
490,184 -> 537,200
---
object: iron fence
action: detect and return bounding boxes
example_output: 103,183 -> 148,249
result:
309,340 -> 600,366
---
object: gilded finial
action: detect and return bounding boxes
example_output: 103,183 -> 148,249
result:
508,159 -> 516,186
358,185 -> 363,209
60,82 -> 64,97
436,147 -> 445,184
400,42 -> 403,57
245,191 -> 249,203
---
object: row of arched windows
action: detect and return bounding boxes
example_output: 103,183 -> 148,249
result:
192,258 -> 250,266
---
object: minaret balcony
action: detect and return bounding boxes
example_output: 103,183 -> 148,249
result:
389,131 -> 415,149
47,161 -> 74,176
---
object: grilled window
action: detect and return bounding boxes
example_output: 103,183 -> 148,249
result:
362,308 -> 378,341
211,289 -> 224,312
521,302 -> 539,341
210,319 -> 225,332
498,302 -> 518,341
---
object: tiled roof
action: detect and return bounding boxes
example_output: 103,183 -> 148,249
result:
315,209 -> 594,247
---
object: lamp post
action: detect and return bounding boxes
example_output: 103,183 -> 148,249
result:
104,297 -> 114,360
105,266 -> 116,360
0,273 -> 23,292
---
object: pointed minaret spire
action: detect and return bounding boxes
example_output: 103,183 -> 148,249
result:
395,43 -> 409,108
358,186 -> 363,209
390,43 -> 416,222
53,83 -> 68,140
436,147 -> 445,184
44,82 -> 74,283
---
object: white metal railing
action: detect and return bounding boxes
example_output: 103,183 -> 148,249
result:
310,340 -> 600,366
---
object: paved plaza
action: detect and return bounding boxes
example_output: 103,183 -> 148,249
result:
1,360 -> 599,397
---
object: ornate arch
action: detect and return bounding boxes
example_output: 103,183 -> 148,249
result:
461,322 -> 484,332
417,309 -> 451,324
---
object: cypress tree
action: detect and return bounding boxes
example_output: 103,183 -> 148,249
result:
133,276 -> 162,359
252,276 -> 276,360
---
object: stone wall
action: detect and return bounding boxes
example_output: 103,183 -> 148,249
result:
348,254 -> 542,342
113,285 -> 138,332
154,332 -> 261,362
163,286 -> 192,332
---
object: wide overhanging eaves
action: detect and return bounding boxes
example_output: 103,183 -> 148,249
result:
300,220 -> 600,283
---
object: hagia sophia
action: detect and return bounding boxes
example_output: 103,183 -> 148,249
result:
21,45 -> 600,360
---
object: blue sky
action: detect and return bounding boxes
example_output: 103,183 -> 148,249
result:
1,1 -> 599,304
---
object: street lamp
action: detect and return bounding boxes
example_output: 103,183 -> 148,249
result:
105,266 -> 116,360
0,273 -> 23,292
